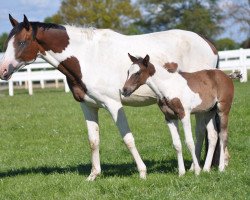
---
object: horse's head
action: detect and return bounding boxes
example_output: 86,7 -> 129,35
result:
122,53 -> 155,97
0,15 -> 41,80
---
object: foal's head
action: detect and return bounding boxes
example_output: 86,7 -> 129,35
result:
122,53 -> 155,97
0,15 -> 42,80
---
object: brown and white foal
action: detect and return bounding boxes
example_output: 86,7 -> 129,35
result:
122,54 -> 234,175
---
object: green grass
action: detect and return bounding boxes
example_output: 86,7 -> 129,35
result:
0,81 -> 249,200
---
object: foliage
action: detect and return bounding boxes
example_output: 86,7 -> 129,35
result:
0,33 -> 8,52
137,0 -> 223,40
0,79 -> 249,199
45,0 -> 141,34
240,38 -> 250,49
215,38 -> 239,51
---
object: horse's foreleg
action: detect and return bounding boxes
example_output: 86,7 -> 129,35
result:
81,103 -> 101,181
181,114 -> 201,175
166,120 -> 185,176
190,114 -> 206,171
106,102 -> 146,179
203,118 -> 218,172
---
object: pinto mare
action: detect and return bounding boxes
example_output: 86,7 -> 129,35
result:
122,54 -> 234,175
0,15 -> 218,180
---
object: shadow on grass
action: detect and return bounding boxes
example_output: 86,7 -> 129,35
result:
0,159 -> 192,179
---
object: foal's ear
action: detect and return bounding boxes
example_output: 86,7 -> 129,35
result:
143,54 -> 150,67
128,53 -> 138,63
23,15 -> 31,31
9,14 -> 19,27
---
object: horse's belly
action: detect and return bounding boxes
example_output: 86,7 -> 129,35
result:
121,84 -> 157,107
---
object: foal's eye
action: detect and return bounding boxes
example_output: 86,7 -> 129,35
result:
135,72 -> 140,76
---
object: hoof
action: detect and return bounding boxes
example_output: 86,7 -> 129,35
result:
86,171 -> 100,181
179,170 -> 186,177
219,165 -> 225,172
203,167 -> 211,172
195,167 -> 201,175
189,163 -> 194,171
139,170 -> 147,179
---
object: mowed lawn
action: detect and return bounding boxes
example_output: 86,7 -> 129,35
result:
0,80 -> 249,200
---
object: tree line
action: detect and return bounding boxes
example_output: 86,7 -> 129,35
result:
0,0 -> 249,52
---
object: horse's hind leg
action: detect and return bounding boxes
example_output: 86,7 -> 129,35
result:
81,103 -> 101,181
106,101 -> 146,179
189,114 -> 206,171
167,119 -> 185,176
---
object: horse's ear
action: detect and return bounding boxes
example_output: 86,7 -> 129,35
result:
143,54 -> 150,67
23,15 -> 31,31
128,53 -> 138,63
9,14 -> 19,27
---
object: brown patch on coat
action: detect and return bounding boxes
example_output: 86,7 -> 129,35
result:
58,56 -> 87,102
36,26 -> 69,53
163,62 -> 178,73
158,97 -> 185,121
180,70 -> 234,113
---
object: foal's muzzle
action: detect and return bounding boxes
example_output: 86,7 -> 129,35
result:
121,87 -> 132,97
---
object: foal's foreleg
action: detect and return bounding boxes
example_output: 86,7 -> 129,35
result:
181,114 -> 201,175
106,102 -> 146,179
167,120 -> 185,176
81,103 -> 101,181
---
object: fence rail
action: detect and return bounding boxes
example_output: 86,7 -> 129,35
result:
0,48 -> 249,96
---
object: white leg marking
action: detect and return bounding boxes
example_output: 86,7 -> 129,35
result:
203,118 -> 218,172
181,114 -> 201,175
167,120 -> 185,176
81,103 -> 101,181
106,101 -> 146,179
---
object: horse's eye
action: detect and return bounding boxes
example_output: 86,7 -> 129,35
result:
135,72 -> 140,76
19,41 -> 26,46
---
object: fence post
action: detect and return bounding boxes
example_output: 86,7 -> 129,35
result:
64,77 -> 70,93
27,67 -> 33,95
9,80 -> 13,96
240,48 -> 247,82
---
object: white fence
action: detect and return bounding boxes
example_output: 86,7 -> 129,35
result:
0,48 -> 249,96
0,55 -> 70,96
218,48 -> 250,82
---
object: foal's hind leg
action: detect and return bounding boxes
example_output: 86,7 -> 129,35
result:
218,112 -> 229,172
217,102 -> 230,172
81,103 -> 101,181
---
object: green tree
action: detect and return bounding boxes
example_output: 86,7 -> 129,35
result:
45,0 -> 141,34
215,38 -> 239,51
0,33 -> 8,52
137,0 -> 223,40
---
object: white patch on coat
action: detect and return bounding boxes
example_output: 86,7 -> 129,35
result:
1,37 -> 19,68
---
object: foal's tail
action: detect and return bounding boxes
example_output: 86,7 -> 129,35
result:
212,113 -> 221,166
